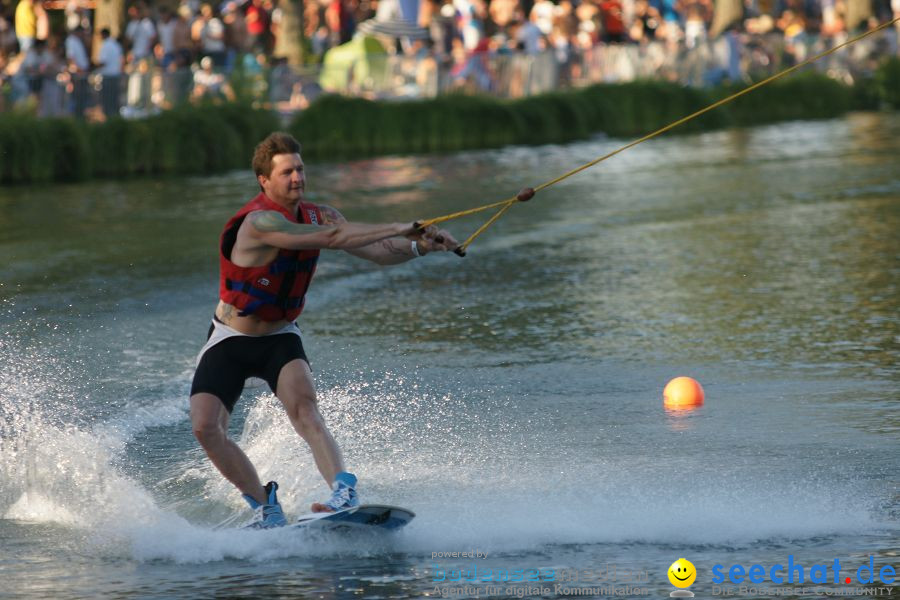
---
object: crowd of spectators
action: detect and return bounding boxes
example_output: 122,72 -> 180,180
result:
0,0 -> 898,118
0,0 -> 274,117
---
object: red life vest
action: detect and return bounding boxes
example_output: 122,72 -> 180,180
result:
219,192 -> 322,322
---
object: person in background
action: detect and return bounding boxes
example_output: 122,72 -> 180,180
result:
34,0 -> 49,42
530,0 -> 555,37
125,3 -> 157,63
96,28 -> 123,118
599,0 -> 628,43
18,36 -> 43,98
455,0 -> 487,51
15,0 -> 37,53
266,0 -> 279,56
36,34 -> 65,116
191,54 -> 234,101
325,0 -> 355,46
157,6 -> 178,68
64,0 -> 88,33
245,0 -> 271,53
172,5 -> 195,67
487,0 -> 518,38
64,25 -> 90,118
222,1 -> 248,73
680,0 -> 710,49
193,3 -> 226,66
515,8 -> 545,54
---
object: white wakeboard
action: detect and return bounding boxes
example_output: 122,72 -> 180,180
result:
292,504 -> 414,531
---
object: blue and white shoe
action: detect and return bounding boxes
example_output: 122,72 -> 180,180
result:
311,472 -> 359,513
243,481 -> 288,529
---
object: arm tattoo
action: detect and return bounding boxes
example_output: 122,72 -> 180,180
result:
319,205 -> 346,225
248,210 -> 321,234
380,239 -> 408,256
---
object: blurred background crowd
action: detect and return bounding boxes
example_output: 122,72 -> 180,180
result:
1,0 -> 898,119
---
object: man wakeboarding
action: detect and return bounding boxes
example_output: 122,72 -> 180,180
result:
189,132 -> 458,528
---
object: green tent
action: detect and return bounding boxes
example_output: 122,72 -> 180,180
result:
319,36 -> 390,93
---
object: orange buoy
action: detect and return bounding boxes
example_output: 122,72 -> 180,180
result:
663,376 -> 705,410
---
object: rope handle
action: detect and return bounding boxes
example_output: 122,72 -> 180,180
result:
412,221 -> 467,257
415,187 -> 535,256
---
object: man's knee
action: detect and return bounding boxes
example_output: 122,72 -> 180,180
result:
193,419 -> 226,448
190,394 -> 228,448
286,393 -> 326,436
276,360 -> 324,434
290,392 -> 320,421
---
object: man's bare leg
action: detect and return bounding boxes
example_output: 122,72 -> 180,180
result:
275,358 -> 345,483
275,358 -> 350,511
190,393 -> 266,505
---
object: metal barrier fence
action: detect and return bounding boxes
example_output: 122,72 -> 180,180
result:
1,28 -> 896,119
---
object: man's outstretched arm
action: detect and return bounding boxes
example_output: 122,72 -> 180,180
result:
318,205 -> 459,265
245,209 -> 419,251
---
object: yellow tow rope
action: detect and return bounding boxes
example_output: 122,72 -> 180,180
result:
416,17 -> 900,256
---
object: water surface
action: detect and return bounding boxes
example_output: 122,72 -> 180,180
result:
0,113 -> 898,599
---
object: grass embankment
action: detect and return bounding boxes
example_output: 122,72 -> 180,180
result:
290,63 -> 899,160
1,58 -> 898,184
0,104 -> 279,184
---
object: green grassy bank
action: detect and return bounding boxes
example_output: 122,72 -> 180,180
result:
1,59 -> 898,184
0,104 -> 279,184
290,62 -> 899,160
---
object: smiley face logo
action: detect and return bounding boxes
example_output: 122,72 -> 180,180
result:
668,558 -> 696,588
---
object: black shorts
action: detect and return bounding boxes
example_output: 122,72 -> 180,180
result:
190,322 -> 310,413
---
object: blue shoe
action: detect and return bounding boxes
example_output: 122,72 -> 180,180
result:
243,481 -> 288,529
311,472 -> 359,513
